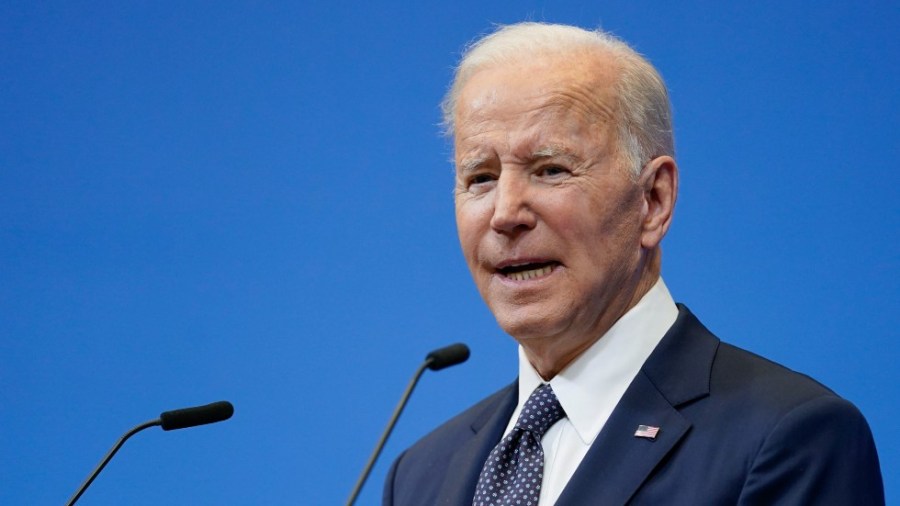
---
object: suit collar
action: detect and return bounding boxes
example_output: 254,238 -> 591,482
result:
642,304 -> 719,407
556,305 -> 719,506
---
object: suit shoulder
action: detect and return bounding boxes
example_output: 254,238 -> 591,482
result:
713,341 -> 838,409
640,311 -> 883,503
655,307 -> 843,415
732,369 -> 884,504
696,340 -> 878,466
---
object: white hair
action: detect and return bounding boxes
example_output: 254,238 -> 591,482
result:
441,22 -> 674,176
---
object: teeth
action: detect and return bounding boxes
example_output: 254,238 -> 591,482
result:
506,265 -> 553,281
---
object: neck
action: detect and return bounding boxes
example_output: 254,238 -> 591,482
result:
523,249 -> 662,379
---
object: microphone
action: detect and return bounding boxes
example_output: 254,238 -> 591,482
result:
425,342 -> 470,371
66,400 -> 234,506
346,343 -> 470,506
161,400 -> 234,431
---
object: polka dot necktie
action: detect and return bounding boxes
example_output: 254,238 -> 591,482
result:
473,383 -> 566,506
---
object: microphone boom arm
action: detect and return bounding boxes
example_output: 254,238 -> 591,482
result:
346,359 -> 430,506
345,343 -> 469,506
66,418 -> 162,506
64,400 -> 233,505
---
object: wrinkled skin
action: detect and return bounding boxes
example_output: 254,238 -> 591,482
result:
453,51 -> 677,378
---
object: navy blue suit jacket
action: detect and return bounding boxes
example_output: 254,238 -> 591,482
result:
383,306 -> 884,505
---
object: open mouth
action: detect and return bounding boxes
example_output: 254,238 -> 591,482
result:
497,262 -> 558,281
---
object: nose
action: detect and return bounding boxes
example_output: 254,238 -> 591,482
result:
490,171 -> 536,235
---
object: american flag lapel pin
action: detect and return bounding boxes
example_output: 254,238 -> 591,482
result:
634,424 -> 660,440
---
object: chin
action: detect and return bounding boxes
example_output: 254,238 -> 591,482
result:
495,312 -> 568,343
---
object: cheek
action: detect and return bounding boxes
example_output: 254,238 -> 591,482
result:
455,203 -> 485,262
561,195 -> 643,262
547,195 -> 610,240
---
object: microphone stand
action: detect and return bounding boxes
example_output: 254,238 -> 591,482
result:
66,418 -> 161,506
346,360 -> 431,506
65,400 -> 233,505
345,343 -> 468,506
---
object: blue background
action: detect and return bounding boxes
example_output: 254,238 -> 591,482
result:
2,1 -> 897,504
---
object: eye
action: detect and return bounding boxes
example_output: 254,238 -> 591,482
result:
470,173 -> 496,185
537,165 -> 570,178
464,172 -> 498,193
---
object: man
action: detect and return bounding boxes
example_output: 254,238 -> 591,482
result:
384,22 -> 883,505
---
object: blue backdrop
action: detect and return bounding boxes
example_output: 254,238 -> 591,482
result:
2,1 -> 897,504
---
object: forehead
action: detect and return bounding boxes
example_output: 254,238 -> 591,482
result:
453,52 -> 620,156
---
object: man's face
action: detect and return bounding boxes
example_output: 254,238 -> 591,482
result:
453,54 -> 649,355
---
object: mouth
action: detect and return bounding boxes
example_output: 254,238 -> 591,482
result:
496,261 -> 560,281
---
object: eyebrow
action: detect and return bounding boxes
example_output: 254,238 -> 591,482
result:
457,145 -> 579,173
532,145 -> 578,162
457,156 -> 488,174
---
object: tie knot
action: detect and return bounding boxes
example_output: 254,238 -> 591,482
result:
514,384 -> 565,438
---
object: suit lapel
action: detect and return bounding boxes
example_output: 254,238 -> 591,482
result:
436,382 -> 517,506
555,372 -> 691,505
557,306 -> 719,506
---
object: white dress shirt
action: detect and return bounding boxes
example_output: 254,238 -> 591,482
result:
503,277 -> 679,505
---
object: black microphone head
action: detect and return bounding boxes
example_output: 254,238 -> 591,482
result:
160,401 -> 234,431
425,343 -> 470,371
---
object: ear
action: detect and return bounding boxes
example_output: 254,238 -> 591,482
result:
638,155 -> 678,249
